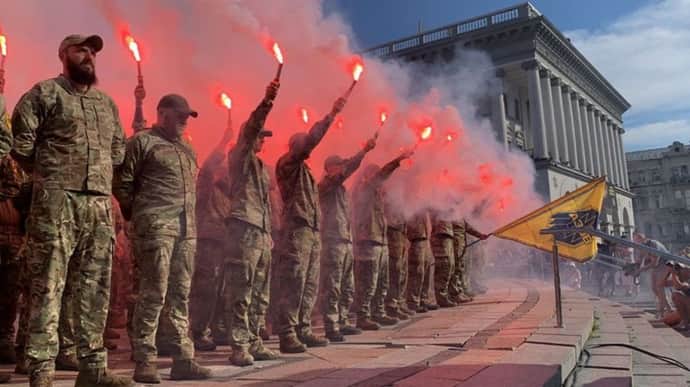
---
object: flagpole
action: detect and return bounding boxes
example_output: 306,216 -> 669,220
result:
551,238 -> 564,328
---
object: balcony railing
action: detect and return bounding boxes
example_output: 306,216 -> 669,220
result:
364,3 -> 539,58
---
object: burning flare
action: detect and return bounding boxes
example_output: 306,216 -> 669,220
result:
124,35 -> 141,62
300,107 -> 309,124
0,35 -> 6,57
219,92 -> 232,110
272,42 -> 283,64
420,126 -> 432,140
379,111 -> 388,126
352,62 -> 363,82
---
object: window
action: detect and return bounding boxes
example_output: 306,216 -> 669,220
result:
657,224 -> 664,237
655,194 -> 662,209
675,190 -> 683,199
682,165 -> 688,175
685,190 -> 690,209
685,224 -> 690,234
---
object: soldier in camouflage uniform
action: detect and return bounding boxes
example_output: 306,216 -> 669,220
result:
115,94 -> 211,383
406,212 -> 437,313
449,221 -> 488,302
318,134 -> 377,342
430,211 -> 457,308
9,35 -> 132,387
384,197 -> 413,320
352,149 -> 414,330
275,96 -> 347,353
223,81 -> 280,366
189,121 -> 234,352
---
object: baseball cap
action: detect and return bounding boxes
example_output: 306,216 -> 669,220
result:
325,155 -> 345,169
59,34 -> 104,55
157,94 -> 198,118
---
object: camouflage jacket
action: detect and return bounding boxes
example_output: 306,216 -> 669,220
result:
452,221 -> 466,246
352,157 -> 404,244
11,75 -> 125,195
114,126 -> 198,238
197,148 -> 232,240
276,114 -> 334,230
0,107 -> 31,229
0,96 -> 12,159
431,212 -> 454,238
318,149 -> 367,242
407,212 -> 429,241
227,99 -> 273,233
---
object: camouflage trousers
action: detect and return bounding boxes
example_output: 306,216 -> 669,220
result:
406,239 -> 430,307
431,235 -> 455,302
14,242 -> 77,363
223,220 -> 271,349
276,226 -> 321,338
25,191 -> 112,374
354,242 -> 389,319
385,229 -> 408,313
106,231 -> 132,330
0,230 -> 25,347
190,239 -> 226,340
320,240 -> 355,331
449,238 -> 468,298
130,235 -> 195,362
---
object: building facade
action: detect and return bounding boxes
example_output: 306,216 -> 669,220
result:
627,142 -> 690,253
365,2 -> 634,236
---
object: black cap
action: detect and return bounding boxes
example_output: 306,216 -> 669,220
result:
59,34 -> 104,55
157,94 -> 198,118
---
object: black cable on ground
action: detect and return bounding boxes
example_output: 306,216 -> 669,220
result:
564,343 -> 689,387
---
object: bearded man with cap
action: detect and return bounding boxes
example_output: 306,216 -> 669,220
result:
222,80 -> 280,366
114,94 -> 211,383
318,134 -> 377,342
274,96 -> 347,353
8,34 -> 132,387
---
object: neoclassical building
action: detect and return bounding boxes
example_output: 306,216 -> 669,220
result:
365,2 -> 634,236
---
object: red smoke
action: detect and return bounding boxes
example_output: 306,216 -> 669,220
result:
0,0 -> 542,231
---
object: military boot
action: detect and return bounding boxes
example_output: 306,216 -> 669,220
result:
133,361 -> 161,384
356,317 -> 381,331
249,341 -> 279,361
170,359 -> 212,380
29,371 -> 53,387
75,368 -> 134,387
373,314 -> 399,326
279,336 -> 307,354
399,304 -> 415,316
423,303 -> 439,311
55,352 -> 78,371
229,347 -> 254,367
298,333 -> 329,348
0,343 -> 16,364
339,324 -> 362,335
387,309 -> 409,321
194,336 -> 217,352
325,327 -> 345,343
437,297 -> 457,308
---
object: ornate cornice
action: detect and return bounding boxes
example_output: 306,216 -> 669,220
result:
533,17 -> 630,121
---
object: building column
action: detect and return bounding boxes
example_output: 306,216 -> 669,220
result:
523,61 -> 548,159
614,125 -> 625,188
551,77 -> 569,164
587,104 -> 601,176
569,92 -> 583,171
562,85 -> 578,169
617,127 -> 630,190
594,111 -> 607,180
540,69 -> 559,161
493,68 -> 508,149
606,120 -> 621,187
598,113 -> 611,182
578,99 -> 593,174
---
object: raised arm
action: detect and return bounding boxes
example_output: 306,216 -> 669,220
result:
374,148 -> 414,184
291,97 -> 346,161
234,81 -> 279,154
132,83 -> 147,132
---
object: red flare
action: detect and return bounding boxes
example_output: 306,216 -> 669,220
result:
352,63 -> 363,81
272,42 -> 284,64
219,92 -> 232,110
420,126 -> 432,140
124,35 -> 141,62
379,111 -> 388,126
300,107 -> 309,124
0,35 -> 6,57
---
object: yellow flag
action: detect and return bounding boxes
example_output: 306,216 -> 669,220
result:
493,177 -> 607,262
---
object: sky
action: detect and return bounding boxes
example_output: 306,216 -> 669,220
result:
328,0 -> 690,152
